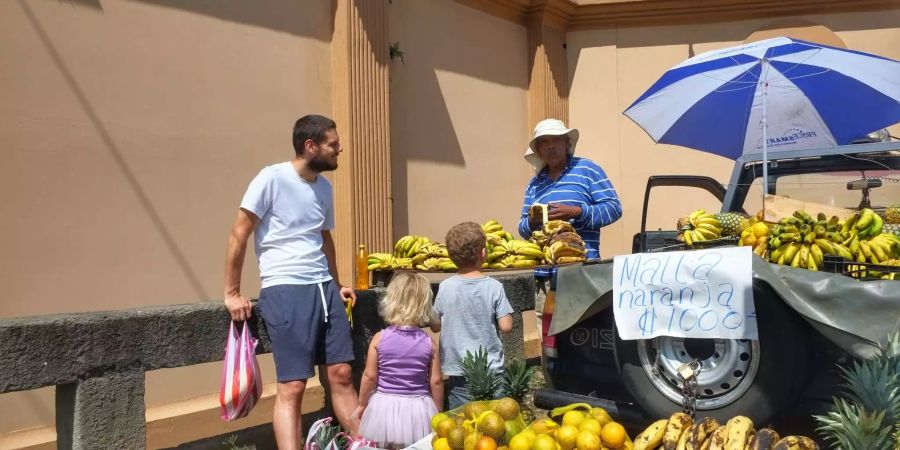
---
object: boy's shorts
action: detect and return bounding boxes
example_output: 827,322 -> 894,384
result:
258,280 -> 355,382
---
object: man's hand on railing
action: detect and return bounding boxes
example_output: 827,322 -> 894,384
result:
224,293 -> 252,322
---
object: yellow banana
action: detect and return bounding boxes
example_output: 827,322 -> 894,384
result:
633,419 -> 668,450
868,239 -> 890,262
692,230 -> 705,242
859,240 -> 874,261
510,259 -> 539,268
516,248 -> 545,259
748,428 -> 780,450
724,416 -> 753,450
856,208 -> 874,230
663,412 -> 692,450
689,209 -> 706,221
696,223 -> 722,234
695,227 -> 719,240
814,239 -> 835,255
771,436 -> 817,450
809,243 -> 824,267
798,245 -> 809,268
704,426 -> 728,450
685,417 -> 720,450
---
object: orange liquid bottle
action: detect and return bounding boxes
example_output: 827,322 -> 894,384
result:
355,244 -> 369,290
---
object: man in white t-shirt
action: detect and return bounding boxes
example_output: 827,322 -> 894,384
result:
224,115 -> 359,448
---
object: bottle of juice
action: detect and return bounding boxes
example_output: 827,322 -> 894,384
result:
355,244 -> 369,290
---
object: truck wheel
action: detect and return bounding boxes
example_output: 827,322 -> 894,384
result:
614,285 -> 809,424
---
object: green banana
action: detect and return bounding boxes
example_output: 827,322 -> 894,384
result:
856,208 -> 875,230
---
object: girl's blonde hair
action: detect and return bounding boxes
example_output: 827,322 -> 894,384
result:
379,272 -> 434,327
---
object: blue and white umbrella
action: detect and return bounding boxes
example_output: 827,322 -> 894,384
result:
624,37 -> 900,190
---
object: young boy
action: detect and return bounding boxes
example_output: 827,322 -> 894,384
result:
430,222 -> 514,409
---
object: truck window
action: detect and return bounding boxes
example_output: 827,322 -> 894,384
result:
645,185 -> 725,231
766,170 -> 900,213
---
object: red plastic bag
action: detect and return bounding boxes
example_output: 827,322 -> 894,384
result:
219,321 -> 262,421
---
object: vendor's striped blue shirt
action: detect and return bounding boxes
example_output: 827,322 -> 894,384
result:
518,157 -> 622,277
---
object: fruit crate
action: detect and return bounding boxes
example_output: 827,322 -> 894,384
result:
822,255 -> 900,281
647,236 -> 739,253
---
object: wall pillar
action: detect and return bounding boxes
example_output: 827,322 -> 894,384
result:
56,369 -> 146,450
332,0 -> 393,285
526,1 -> 573,132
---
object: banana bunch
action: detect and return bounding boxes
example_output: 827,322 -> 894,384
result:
678,210 -> 723,246
485,239 -> 544,269
393,235 -> 432,258
482,219 -> 515,243
415,256 -> 457,272
367,253 -> 394,271
526,220 -> 587,265
633,413 -> 818,450
766,210 -> 847,271
847,208 -> 884,240
544,232 -> 587,265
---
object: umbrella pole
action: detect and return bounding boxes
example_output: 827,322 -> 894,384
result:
761,59 -> 770,201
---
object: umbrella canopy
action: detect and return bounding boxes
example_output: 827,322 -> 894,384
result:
623,37 -> 900,161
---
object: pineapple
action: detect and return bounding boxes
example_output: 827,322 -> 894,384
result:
886,203 -> 900,225
714,212 -> 748,237
815,332 -> 900,449
816,399 -> 895,450
884,223 -> 900,238
460,347 -> 502,401
502,359 -> 535,403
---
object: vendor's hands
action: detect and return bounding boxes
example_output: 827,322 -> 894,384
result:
548,202 -> 582,221
340,285 -> 357,308
224,292 -> 252,321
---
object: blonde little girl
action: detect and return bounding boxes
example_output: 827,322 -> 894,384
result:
354,272 -> 444,448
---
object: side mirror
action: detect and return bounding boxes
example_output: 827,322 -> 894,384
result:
846,178 -> 882,191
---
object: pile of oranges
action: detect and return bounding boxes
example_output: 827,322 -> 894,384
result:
506,404 -> 631,450
432,402 -> 631,450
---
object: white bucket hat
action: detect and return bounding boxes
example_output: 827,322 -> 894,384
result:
523,118 -> 579,172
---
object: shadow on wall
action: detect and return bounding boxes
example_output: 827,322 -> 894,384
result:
69,0 -> 332,41
388,0 -> 529,236
18,0 -> 210,300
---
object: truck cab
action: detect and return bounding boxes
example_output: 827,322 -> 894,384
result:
539,140 -> 900,426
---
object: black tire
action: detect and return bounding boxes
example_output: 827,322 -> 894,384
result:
614,283 -> 810,425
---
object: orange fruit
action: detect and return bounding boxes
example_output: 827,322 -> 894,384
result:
437,418 -> 458,438
435,438 -> 452,450
575,431 -> 601,450
599,422 -> 626,449
448,427 -> 466,450
562,411 -> 586,428
578,418 -> 601,435
433,413 -> 451,431
475,435 -> 498,450
508,433 -> 533,450
556,425 -> 580,450
532,434 -> 558,450
589,408 -> 612,426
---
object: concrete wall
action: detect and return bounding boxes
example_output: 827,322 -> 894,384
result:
0,0 -> 332,443
567,10 -> 900,257
389,0 -> 532,243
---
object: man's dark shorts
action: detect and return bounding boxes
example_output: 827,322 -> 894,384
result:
258,280 -> 355,382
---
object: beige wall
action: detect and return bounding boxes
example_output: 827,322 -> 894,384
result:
567,10 -> 900,257
389,0 -> 532,244
0,0 -> 331,441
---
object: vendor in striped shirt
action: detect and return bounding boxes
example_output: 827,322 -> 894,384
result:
517,119 -> 622,336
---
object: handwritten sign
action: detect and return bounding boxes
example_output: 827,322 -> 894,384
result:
612,246 -> 757,340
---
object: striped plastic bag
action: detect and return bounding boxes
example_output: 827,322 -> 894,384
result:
219,320 -> 262,421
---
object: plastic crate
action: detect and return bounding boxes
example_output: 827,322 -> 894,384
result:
822,255 -> 900,281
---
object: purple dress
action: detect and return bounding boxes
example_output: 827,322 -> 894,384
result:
359,326 -> 438,447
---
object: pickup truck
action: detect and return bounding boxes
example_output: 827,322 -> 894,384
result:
536,140 -> 900,426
